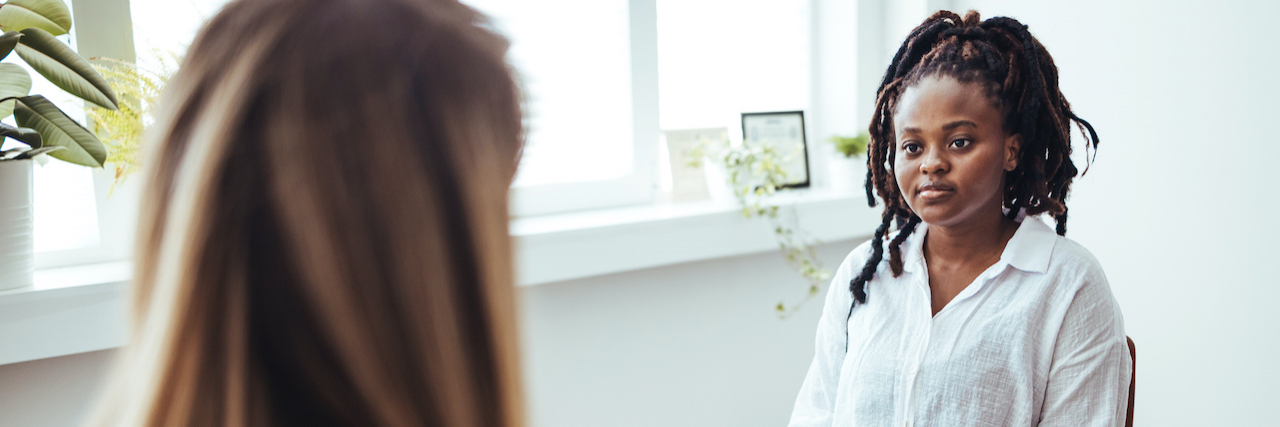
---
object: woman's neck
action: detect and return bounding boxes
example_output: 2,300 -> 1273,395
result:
923,209 -> 1020,268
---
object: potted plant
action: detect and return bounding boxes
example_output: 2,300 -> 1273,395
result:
0,0 -> 119,292
827,131 -> 868,193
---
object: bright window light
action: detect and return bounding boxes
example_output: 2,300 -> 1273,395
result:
464,0 -> 635,188
130,0 -> 228,68
138,0 -> 639,190
31,161 -> 99,252
657,0 -> 810,132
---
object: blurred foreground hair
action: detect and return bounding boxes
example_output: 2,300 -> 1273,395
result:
89,0 -> 525,426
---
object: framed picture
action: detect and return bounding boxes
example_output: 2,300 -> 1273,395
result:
741,110 -> 810,189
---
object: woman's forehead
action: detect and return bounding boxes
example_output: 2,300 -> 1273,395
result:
895,75 -> 1003,132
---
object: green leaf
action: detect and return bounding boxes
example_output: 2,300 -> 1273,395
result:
14,95 -> 105,167
12,145 -> 61,159
0,122 -> 40,147
0,31 -> 20,60
0,62 -> 30,119
15,28 -> 118,109
0,0 -> 70,35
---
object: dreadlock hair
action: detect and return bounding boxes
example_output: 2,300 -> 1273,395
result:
847,10 -> 1100,309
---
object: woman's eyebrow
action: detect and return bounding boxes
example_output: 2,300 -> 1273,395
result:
942,120 -> 979,131
901,120 -> 979,134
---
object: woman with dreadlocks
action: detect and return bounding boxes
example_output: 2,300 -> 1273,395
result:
789,11 -> 1130,427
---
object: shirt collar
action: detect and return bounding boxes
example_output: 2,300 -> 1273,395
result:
902,223 -> 928,274
1000,216 -> 1058,274
900,213 -> 1058,275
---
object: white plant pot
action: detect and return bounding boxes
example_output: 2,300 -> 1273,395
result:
0,159 -> 33,292
829,155 -> 864,194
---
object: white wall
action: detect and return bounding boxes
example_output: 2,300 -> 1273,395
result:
942,0 -> 1280,425
520,240 -> 859,427
0,349 -> 113,427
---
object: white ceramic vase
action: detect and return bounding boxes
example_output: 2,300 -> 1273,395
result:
828,155 -> 863,194
0,159 -> 33,292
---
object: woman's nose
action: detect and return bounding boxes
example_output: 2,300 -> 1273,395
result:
920,148 -> 949,175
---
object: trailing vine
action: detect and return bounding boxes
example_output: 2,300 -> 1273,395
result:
687,137 -> 831,319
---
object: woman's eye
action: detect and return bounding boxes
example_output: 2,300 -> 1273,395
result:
903,143 -> 920,153
950,138 -> 972,149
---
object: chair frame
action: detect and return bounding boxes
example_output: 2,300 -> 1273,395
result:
1126,336 -> 1136,427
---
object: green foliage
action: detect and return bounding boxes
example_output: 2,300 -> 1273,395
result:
0,62 -> 31,118
15,27 -> 118,109
692,136 -> 833,319
0,0 -> 115,168
0,121 -> 38,145
829,131 -> 869,158
16,94 -> 104,165
0,30 -> 20,58
88,55 -> 176,188
0,144 -> 58,159
0,0 -> 71,36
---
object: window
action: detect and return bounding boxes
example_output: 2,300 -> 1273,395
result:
135,0 -> 664,220
463,0 -> 659,217
33,0 -> 820,269
657,0 -> 811,134
467,0 -> 634,188
472,0 -> 813,216
130,0 -> 226,69
660,0 -> 808,132
656,0 -> 812,194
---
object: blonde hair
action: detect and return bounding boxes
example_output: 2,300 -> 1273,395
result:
91,0 -> 524,425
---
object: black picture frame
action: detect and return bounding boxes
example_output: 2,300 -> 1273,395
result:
741,110 -> 810,189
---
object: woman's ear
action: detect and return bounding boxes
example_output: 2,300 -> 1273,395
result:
1004,134 -> 1023,171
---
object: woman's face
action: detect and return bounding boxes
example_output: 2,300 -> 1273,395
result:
893,75 -> 1021,228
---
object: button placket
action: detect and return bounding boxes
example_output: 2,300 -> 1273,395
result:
907,322 -> 931,423
901,273 -> 932,425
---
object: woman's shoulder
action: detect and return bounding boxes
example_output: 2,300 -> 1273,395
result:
1037,229 -> 1123,318
1046,232 -> 1107,281
1046,235 -> 1126,335
1009,217 -> 1114,301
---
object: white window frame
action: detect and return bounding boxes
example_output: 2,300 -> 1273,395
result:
41,0 -> 870,268
40,0 -> 659,266
33,0 -> 139,269
507,0 -> 660,217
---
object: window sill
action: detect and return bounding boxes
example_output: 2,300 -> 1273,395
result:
0,261 -> 131,366
0,186 -> 879,366
512,186 -> 878,285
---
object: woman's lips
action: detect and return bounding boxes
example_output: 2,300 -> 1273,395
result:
917,183 -> 955,200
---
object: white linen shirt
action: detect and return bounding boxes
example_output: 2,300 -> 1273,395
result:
789,215 -> 1131,427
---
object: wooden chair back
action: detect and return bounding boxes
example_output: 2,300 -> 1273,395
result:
1126,336 -> 1135,427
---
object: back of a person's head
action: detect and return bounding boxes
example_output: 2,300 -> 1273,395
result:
90,0 -> 524,426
